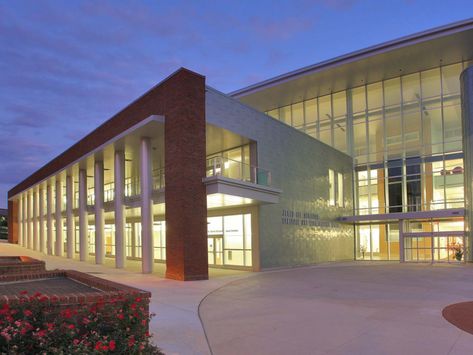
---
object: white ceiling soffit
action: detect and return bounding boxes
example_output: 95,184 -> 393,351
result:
231,19 -> 473,111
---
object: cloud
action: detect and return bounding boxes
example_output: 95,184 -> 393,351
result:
248,16 -> 316,41
0,136 -> 53,186
4,104 -> 53,128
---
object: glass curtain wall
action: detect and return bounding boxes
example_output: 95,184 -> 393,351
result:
266,62 -> 466,215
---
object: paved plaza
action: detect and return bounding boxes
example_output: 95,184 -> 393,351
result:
200,262 -> 473,355
2,241 -> 473,354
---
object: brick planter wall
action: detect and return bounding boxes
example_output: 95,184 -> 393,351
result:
0,270 -> 155,352
0,256 -> 45,276
0,270 -> 151,308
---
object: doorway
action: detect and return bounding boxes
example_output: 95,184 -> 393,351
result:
208,235 -> 223,266
403,232 -> 465,263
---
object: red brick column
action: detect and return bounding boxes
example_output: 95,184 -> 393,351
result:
8,200 -> 18,244
163,70 -> 208,281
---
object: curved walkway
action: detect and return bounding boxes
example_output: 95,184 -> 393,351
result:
0,241 -> 249,355
200,263 -> 473,355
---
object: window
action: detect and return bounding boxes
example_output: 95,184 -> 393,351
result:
329,169 -> 344,207
279,105 -> 291,124
406,158 -> 421,212
329,169 -> 335,206
304,99 -> 317,138
337,172 -> 344,207
388,159 -> 403,213
292,102 -> 304,129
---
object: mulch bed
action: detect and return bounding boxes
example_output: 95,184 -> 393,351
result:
0,277 -> 104,296
442,301 -> 473,334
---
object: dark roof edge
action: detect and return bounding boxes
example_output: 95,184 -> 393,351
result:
229,18 -> 473,98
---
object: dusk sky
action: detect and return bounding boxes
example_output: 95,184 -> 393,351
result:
1,0 -> 472,208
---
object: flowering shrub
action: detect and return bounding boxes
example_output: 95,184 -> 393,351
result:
0,291 -> 163,354
447,241 -> 465,261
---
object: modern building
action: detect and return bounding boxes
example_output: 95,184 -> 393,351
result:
7,19 -> 473,280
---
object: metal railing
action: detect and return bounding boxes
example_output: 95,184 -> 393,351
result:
354,199 -> 465,215
206,156 -> 272,187
75,158 -> 272,204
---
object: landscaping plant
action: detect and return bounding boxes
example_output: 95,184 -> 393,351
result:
0,291 -> 163,354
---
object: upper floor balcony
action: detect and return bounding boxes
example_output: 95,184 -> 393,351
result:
79,156 -> 279,211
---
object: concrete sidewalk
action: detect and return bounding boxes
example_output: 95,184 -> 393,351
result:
0,241 -> 249,355
200,262 -> 473,355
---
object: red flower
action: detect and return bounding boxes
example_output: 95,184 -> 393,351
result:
36,329 -> 47,337
73,339 -> 80,345
33,292 -> 42,297
130,303 -> 137,310
0,304 -> 9,315
102,345 -> 109,351
117,313 -> 124,320
62,308 -> 73,319
39,296 -> 49,302
82,317 -> 91,325
95,341 -> 103,351
109,340 -> 116,351
135,297 -> 142,302
19,290 -> 28,295
23,310 -> 32,317
45,323 -> 54,331
128,336 -> 135,347
67,324 -> 75,330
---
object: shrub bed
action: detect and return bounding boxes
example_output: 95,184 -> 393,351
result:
0,291 -> 163,354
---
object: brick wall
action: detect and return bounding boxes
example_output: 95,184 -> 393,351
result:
8,68 -> 209,281
0,269 -> 151,306
0,256 -> 45,276
7,200 -> 17,244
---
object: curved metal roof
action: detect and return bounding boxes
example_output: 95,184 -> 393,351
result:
231,18 -> 473,111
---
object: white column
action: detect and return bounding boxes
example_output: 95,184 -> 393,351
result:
21,194 -> 26,247
55,179 -> 64,256
47,184 -> 53,255
140,137 -> 154,274
27,191 -> 32,249
33,188 -> 39,250
94,161 -> 105,264
39,187 -> 45,253
18,195 -> 23,246
79,169 -> 88,261
114,150 -> 126,268
66,175 -> 75,259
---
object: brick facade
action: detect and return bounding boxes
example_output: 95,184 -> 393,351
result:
7,200 -> 17,244
8,68 -> 209,281
163,70 -> 208,281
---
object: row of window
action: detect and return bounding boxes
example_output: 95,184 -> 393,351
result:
265,61 -> 468,161
356,154 -> 464,214
22,213 -> 253,268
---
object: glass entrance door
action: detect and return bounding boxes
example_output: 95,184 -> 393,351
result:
404,233 -> 465,263
208,235 -> 223,266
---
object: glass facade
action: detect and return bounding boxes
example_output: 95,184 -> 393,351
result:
266,61 -> 468,262
267,62 -> 466,215
71,213 -> 254,267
